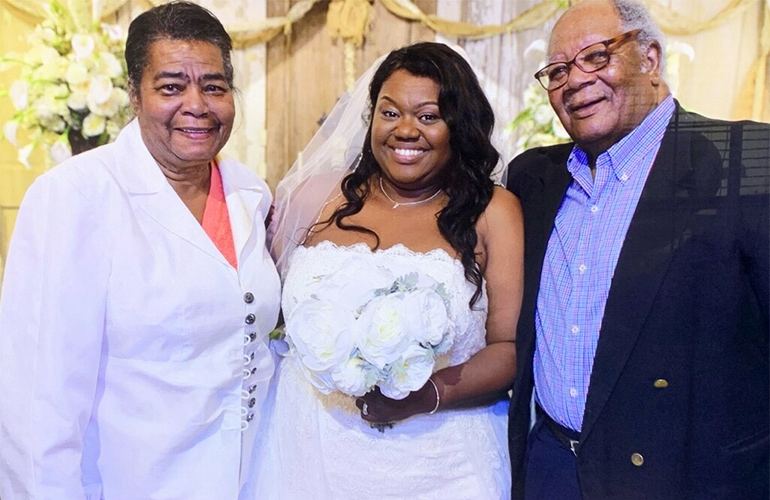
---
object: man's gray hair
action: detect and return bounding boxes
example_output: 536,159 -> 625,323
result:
612,0 -> 667,75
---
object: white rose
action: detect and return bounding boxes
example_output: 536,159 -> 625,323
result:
88,75 -> 113,105
404,288 -> 450,347
286,298 -> 356,373
378,344 -> 435,400
67,91 -> 89,111
308,257 -> 394,311
71,34 -> 95,60
330,355 -> 380,397
66,62 -> 89,86
82,113 -> 106,137
356,293 -> 412,369
9,80 -> 29,110
295,361 -> 337,395
3,120 -> 18,147
50,139 -> 72,164
98,52 -> 124,79
17,143 -> 33,168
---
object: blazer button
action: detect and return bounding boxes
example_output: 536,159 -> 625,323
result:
631,453 -> 644,466
245,313 -> 256,325
244,292 -> 255,304
653,379 -> 668,388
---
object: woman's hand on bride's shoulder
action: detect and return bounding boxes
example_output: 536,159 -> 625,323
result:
355,383 -> 439,425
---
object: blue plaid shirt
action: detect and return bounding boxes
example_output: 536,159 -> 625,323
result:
534,95 -> 675,431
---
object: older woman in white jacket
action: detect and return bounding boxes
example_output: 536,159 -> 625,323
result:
0,3 -> 280,499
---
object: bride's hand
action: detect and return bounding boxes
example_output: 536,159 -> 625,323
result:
355,383 -> 439,425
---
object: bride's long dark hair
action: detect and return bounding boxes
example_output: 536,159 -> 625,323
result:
322,42 -> 498,306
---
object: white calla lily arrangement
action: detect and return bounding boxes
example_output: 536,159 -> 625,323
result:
0,0 -> 132,168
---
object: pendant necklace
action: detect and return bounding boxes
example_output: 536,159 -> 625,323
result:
379,177 -> 442,209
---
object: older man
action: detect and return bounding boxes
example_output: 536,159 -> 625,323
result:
506,1 -> 769,499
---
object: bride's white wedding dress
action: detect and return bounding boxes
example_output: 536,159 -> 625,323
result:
253,241 -> 510,499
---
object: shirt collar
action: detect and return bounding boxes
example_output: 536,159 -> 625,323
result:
567,94 -> 675,181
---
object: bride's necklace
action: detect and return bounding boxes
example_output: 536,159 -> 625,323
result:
379,177 -> 442,209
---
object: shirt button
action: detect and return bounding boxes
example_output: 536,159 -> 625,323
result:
620,173 -> 629,182
631,453 -> 644,466
590,205 -> 599,213
248,397 -> 256,408
246,413 -> 254,422
578,264 -> 587,274
248,384 -> 257,393
244,292 -> 255,304
571,325 -> 580,334
249,332 -> 257,342
569,387 -> 578,397
245,313 -> 256,325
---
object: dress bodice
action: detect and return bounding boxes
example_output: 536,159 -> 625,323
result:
282,241 -> 488,367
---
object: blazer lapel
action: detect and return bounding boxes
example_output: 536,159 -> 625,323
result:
115,120 -> 231,267
218,157 -> 267,266
581,106 -> 700,440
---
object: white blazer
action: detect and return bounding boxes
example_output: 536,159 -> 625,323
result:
0,120 -> 281,500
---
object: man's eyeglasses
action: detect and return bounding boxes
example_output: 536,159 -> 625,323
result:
534,29 -> 641,91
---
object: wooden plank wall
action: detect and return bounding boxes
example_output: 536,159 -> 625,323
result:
265,0 -> 437,189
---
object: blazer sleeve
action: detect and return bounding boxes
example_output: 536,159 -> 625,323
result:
0,169 -> 111,499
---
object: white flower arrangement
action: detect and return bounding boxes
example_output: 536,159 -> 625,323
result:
284,260 -> 456,400
0,0 -> 132,168
508,81 -> 571,154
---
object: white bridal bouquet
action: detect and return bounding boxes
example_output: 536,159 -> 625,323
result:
0,0 -> 132,167
284,260 -> 456,400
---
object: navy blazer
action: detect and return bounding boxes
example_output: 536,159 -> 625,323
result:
506,104 -> 769,500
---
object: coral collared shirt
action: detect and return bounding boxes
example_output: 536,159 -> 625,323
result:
202,161 -> 238,269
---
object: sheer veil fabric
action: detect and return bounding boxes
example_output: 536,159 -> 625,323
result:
267,54 -> 385,277
267,44 -> 508,277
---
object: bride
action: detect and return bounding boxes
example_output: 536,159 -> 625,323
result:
258,42 -> 523,499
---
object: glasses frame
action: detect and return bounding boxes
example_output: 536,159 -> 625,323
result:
534,29 -> 641,91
